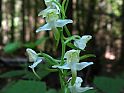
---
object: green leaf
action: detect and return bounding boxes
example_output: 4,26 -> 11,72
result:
83,89 -> 97,93
80,54 -> 96,60
40,53 -> 58,65
1,80 -> 46,93
4,42 -> 22,53
46,89 -> 57,93
23,64 -> 50,80
35,37 -> 48,46
94,77 -> 124,93
0,70 -> 25,78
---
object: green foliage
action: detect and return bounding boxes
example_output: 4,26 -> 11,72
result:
0,64 -> 50,80
0,70 -> 25,78
1,80 -> 46,93
80,54 -> 96,60
83,90 -> 97,93
24,37 -> 47,49
3,42 -> 22,53
94,76 -> 124,93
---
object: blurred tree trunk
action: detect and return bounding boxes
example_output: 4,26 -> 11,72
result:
10,0 -> 15,42
76,0 -> 85,35
0,0 -> 2,44
21,0 -> 26,43
119,0 -> 124,67
33,0 -> 38,41
83,0 -> 101,85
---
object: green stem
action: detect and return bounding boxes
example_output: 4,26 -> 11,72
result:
32,68 -> 41,80
61,30 -> 66,65
71,68 -> 77,85
65,0 -> 69,13
64,26 -> 71,37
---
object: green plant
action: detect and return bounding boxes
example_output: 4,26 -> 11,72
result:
25,0 -> 95,93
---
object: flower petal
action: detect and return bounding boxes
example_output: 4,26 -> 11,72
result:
76,87 -> 93,93
26,48 -> 38,62
74,35 -> 92,50
52,63 -> 70,69
76,62 -> 93,71
29,57 -> 42,69
36,23 -> 52,33
64,50 -> 80,63
55,19 -> 73,27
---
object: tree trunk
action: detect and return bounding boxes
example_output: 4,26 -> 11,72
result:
0,0 -> 2,44
10,0 -> 15,42
21,0 -> 26,43
118,0 -> 124,68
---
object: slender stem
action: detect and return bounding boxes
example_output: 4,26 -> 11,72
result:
61,30 -> 66,65
65,0 -> 69,13
32,68 -> 41,80
64,26 -> 71,37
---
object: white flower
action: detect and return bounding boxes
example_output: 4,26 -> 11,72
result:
74,35 -> 92,50
45,0 -> 60,11
68,77 -> 93,93
52,50 -> 93,70
26,48 -> 42,69
36,9 -> 73,32
52,50 -> 93,77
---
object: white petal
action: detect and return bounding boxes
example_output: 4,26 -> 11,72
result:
76,62 -> 93,71
55,19 -> 73,27
26,48 -> 38,62
74,39 -> 86,50
64,50 -> 80,63
36,23 -> 52,33
74,35 -> 92,50
76,87 -> 93,93
29,57 -> 42,69
52,63 -> 70,69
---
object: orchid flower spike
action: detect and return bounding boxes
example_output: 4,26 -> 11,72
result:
74,35 -> 92,50
68,77 -> 93,93
52,50 -> 93,84
36,9 -> 73,32
26,48 -> 42,69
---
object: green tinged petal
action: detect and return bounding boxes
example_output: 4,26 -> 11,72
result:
52,63 -> 70,69
36,23 -> 52,33
26,48 -> 42,69
55,19 -> 73,27
74,35 -> 92,50
64,50 -> 80,63
26,48 -> 38,62
76,62 -> 93,71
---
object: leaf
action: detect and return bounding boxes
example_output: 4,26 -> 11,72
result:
0,70 -> 25,78
94,77 -> 124,93
3,42 -> 22,53
80,54 -> 96,60
40,53 -> 58,65
83,89 -> 97,93
46,89 -> 57,93
35,37 -> 48,46
1,80 -> 46,93
23,64 -> 50,80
